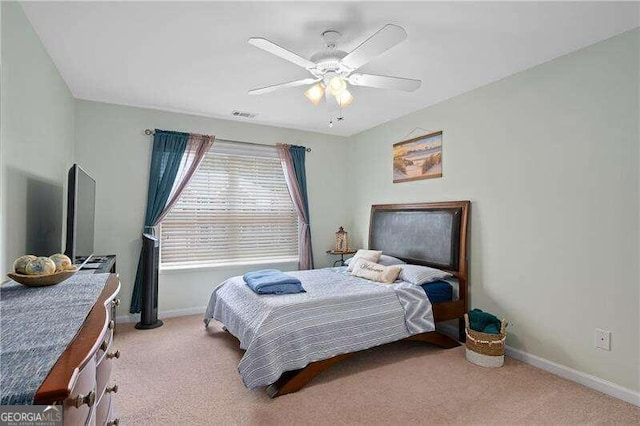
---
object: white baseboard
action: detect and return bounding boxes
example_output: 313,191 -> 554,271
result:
116,314 -> 138,323
437,323 -> 639,407
116,306 -> 206,324
505,346 -> 640,407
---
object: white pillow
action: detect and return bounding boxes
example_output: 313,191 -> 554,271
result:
397,264 -> 452,285
346,249 -> 382,272
345,254 -> 405,267
350,258 -> 401,284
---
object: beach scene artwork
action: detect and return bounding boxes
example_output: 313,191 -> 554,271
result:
393,131 -> 443,183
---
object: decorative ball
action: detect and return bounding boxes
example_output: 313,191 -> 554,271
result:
13,255 -> 37,274
49,253 -> 72,272
25,257 -> 57,276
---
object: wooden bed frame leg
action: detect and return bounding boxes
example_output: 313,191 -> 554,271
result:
458,318 -> 466,343
265,353 -> 353,398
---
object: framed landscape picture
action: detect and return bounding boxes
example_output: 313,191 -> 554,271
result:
393,131 -> 443,183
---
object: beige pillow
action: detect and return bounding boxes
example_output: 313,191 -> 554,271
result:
350,258 -> 401,284
346,249 -> 382,272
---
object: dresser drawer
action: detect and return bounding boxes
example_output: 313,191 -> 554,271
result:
95,389 -> 113,426
96,320 -> 115,362
97,329 -> 113,356
96,353 -> 115,398
64,356 -> 97,426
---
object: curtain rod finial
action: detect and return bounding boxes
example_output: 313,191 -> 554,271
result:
145,129 -> 154,135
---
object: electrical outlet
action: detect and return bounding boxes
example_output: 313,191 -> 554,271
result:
595,329 -> 611,351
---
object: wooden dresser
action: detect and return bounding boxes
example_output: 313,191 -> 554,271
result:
34,274 -> 121,426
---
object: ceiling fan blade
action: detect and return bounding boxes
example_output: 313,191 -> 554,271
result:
348,73 -> 421,92
248,78 -> 319,95
248,38 -> 316,70
340,24 -> 407,71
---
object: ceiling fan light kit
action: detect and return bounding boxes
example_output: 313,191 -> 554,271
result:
304,83 -> 325,106
328,76 -> 347,96
248,23 -> 421,124
336,89 -> 354,108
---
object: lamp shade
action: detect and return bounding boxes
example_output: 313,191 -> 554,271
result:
335,226 -> 348,252
328,76 -> 347,96
304,83 -> 325,106
336,89 -> 354,107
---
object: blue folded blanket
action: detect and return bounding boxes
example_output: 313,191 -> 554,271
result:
468,308 -> 502,335
243,269 -> 305,295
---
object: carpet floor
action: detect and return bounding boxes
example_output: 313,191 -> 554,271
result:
114,315 -> 639,425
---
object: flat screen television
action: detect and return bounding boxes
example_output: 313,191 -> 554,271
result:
65,164 -> 96,263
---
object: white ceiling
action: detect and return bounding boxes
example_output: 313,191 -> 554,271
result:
22,1 -> 639,136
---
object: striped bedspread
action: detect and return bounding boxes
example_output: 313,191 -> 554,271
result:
204,267 -> 435,389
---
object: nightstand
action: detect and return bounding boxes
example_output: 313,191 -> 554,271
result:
326,249 -> 357,267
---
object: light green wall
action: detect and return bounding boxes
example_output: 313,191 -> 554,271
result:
73,100 -> 350,314
347,29 -> 640,392
2,0 -> 638,398
0,2 -> 75,276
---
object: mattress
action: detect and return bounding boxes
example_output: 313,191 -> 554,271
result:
204,267 -> 435,388
420,277 -> 459,303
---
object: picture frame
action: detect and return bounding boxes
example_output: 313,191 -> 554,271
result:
393,131 -> 443,183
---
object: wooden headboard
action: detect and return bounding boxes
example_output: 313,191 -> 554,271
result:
369,201 -> 470,279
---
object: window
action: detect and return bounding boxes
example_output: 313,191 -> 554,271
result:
160,141 -> 298,268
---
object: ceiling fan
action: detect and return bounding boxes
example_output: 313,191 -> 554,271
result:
247,24 -> 421,110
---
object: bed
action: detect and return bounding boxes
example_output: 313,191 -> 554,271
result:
204,200 -> 470,397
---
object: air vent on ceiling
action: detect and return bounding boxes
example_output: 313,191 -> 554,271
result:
231,110 -> 258,119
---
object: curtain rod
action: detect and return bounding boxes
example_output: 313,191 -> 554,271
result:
144,129 -> 311,152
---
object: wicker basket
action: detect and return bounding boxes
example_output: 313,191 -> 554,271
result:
464,313 -> 508,367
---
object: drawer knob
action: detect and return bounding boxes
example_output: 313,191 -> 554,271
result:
106,384 -> 119,394
100,340 -> 108,352
112,298 -> 121,308
108,320 -> 115,330
107,419 -> 120,426
72,390 -> 96,408
106,350 -> 120,360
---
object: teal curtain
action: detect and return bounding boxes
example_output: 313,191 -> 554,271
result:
130,130 -> 189,313
289,145 -> 313,266
289,146 -> 310,217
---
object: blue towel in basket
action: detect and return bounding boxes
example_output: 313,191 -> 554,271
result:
243,269 -> 305,295
468,308 -> 502,334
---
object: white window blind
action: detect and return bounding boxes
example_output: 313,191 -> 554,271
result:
160,141 -> 299,268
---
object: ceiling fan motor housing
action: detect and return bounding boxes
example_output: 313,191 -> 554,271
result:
309,30 -> 353,78
310,50 -> 350,77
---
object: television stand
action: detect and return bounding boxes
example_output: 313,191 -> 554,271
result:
79,254 -> 116,274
